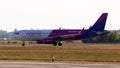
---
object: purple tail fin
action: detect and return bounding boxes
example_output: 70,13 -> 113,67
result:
89,13 -> 108,31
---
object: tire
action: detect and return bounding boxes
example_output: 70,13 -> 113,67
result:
53,42 -> 57,46
22,43 -> 25,46
22,41 -> 25,46
58,42 -> 62,46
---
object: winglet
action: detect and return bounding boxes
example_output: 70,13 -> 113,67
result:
78,27 -> 85,35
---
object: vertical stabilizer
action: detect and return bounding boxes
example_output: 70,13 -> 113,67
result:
89,13 -> 108,31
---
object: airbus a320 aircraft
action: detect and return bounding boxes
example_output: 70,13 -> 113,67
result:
10,13 -> 109,46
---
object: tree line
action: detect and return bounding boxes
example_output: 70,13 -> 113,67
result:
0,30 -> 12,40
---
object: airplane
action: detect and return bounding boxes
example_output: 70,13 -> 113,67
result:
10,13 -> 110,46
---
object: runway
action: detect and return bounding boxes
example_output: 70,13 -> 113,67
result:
0,62 -> 119,68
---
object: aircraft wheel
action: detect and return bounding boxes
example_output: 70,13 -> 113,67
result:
53,42 -> 57,46
22,41 -> 25,46
22,43 -> 25,46
58,42 -> 62,46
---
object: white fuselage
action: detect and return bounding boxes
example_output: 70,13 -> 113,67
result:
11,30 -> 52,41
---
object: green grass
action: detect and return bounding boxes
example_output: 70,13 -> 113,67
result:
0,44 -> 120,62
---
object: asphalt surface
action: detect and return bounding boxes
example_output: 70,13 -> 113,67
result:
0,62 -> 119,68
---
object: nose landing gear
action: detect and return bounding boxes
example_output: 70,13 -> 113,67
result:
22,41 -> 25,46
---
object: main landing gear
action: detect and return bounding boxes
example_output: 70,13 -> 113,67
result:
53,41 -> 62,46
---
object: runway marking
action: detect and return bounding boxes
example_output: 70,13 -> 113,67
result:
0,62 -> 119,68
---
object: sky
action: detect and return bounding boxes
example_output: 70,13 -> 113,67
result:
0,0 -> 120,32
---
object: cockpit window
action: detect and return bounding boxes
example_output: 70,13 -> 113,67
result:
14,32 -> 19,35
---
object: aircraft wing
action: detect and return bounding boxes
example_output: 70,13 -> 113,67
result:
48,27 -> 85,40
60,27 -> 85,38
